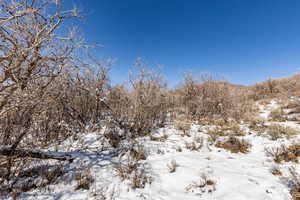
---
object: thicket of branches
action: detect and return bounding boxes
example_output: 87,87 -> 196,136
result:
1,0 -> 300,196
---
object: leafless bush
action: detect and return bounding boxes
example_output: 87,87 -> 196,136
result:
269,108 -> 286,121
249,74 -> 300,101
0,0 -> 84,191
103,59 -> 169,146
266,124 -> 297,140
250,79 -> 281,101
248,117 -> 267,133
114,155 -> 152,189
75,168 -> 95,191
185,173 -> 216,194
265,144 -> 300,163
175,72 -> 255,123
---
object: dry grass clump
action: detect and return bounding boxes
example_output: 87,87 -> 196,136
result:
205,124 -> 246,144
248,117 -> 267,133
266,124 -> 298,140
269,108 -> 286,121
216,136 -> 252,153
114,160 -> 152,190
219,123 -> 246,136
113,142 -> 152,190
185,173 -> 216,194
265,144 -> 300,163
270,165 -> 282,176
75,169 -> 95,191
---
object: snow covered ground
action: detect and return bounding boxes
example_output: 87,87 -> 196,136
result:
8,100 -> 300,200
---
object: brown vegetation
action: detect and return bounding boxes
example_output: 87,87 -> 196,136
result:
216,136 -> 252,153
266,144 -> 300,163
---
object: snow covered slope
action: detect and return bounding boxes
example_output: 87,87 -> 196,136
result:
9,100 -> 300,200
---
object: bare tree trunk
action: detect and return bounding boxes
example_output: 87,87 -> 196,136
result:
0,147 -> 74,162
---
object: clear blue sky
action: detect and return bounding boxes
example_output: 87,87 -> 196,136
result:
64,0 -> 300,86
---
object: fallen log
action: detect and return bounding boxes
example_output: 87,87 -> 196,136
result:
0,146 -> 74,162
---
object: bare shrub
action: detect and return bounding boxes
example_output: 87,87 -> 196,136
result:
196,76 -> 234,122
113,141 -> 152,190
219,123 -> 246,136
248,117 -> 267,133
265,144 -> 300,163
0,0 -> 84,191
250,78 -> 281,101
205,124 -> 245,144
206,128 -> 220,144
176,72 -> 255,123
216,136 -> 251,153
103,59 -> 169,146
114,159 -> 152,190
130,164 -> 152,189
266,124 -> 297,140
75,168 -> 95,191
269,108 -> 286,121
185,173 -> 216,194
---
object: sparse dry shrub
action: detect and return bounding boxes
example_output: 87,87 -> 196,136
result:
129,142 -> 147,161
175,72 -> 256,123
205,124 -> 245,144
130,164 -> 152,189
219,123 -> 246,136
266,124 -> 297,140
195,77 -> 234,121
269,108 -> 286,121
250,79 -> 281,101
265,144 -> 300,163
249,74 -> 300,101
103,59 -> 169,144
185,173 -> 216,194
248,117 -> 267,133
113,140 -> 152,190
216,136 -> 251,153
75,168 -> 95,191
114,157 -> 152,190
